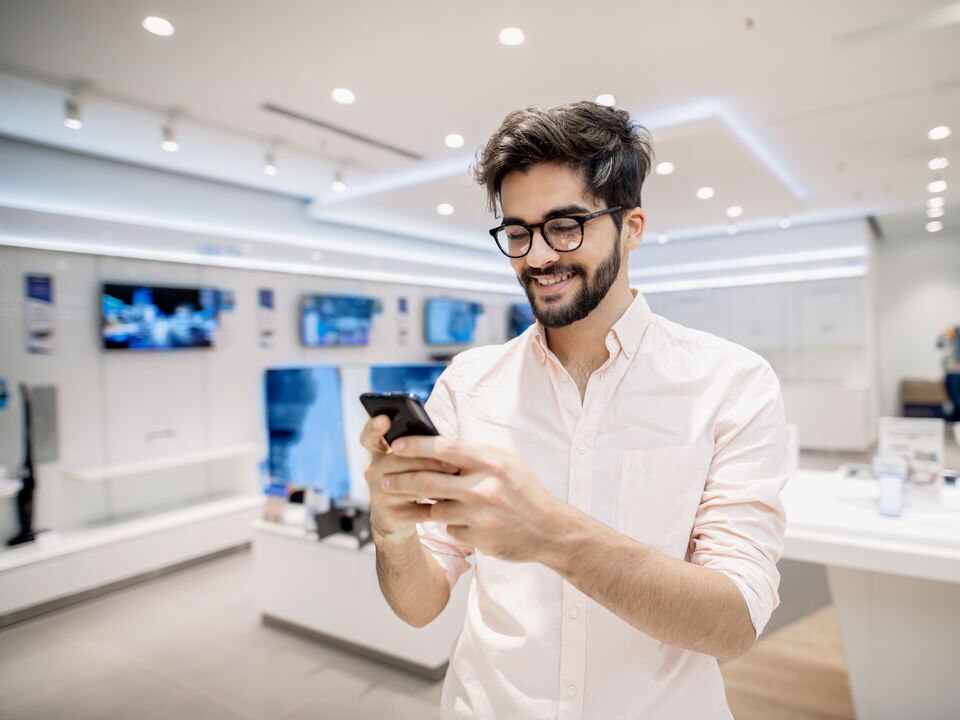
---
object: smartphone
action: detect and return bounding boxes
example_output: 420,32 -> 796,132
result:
359,392 -> 440,445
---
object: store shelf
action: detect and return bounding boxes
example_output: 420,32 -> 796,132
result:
63,443 -> 263,483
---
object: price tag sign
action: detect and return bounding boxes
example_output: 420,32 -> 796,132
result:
878,417 -> 945,483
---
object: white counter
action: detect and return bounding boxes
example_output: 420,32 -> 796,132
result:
782,469 -> 960,720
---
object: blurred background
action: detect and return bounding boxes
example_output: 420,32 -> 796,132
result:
0,2 -> 958,719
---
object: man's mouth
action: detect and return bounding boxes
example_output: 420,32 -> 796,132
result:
532,271 -> 574,286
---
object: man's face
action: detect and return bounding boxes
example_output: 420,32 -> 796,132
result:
500,163 -> 625,329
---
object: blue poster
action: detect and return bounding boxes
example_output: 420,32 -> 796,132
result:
0,377 -> 7,410
25,274 -> 55,354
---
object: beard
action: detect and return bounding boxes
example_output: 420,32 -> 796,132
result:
520,237 -> 622,329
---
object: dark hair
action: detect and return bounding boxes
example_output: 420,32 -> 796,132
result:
473,101 -> 653,223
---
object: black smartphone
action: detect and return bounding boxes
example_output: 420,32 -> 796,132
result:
359,392 -> 440,445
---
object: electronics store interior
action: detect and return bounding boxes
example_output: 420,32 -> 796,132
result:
0,3 -> 958,720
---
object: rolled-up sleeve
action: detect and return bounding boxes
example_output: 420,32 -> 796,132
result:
420,369 -> 474,588
690,362 -> 788,637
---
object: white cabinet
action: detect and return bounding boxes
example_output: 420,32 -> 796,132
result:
724,284 -> 787,349
657,289 -> 729,338
789,278 -> 863,346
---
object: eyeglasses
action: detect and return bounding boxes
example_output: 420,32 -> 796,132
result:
489,206 -> 623,258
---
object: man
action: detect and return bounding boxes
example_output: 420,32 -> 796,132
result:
360,101 -> 787,719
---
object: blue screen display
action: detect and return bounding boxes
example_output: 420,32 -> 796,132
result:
102,283 -> 218,350
425,298 -> 483,345
509,302 -> 535,338
264,366 -> 351,497
301,294 -> 378,347
370,364 -> 446,405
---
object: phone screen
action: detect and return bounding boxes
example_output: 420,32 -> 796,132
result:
359,392 -> 440,444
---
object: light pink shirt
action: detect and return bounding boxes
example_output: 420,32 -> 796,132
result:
421,290 -> 788,720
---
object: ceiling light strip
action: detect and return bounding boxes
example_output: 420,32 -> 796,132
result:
0,234 -> 524,296
635,264 -> 867,294
630,245 -> 869,279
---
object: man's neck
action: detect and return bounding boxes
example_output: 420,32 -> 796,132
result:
544,285 -> 635,374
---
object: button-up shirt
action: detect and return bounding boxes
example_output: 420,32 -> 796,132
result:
421,289 -> 788,719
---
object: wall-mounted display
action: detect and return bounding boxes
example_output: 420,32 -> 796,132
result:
101,283 -> 218,350
25,274 -> 55,354
370,363 -> 446,405
258,288 -> 275,348
300,294 -> 379,347
424,298 -> 483,345
509,302 -> 535,338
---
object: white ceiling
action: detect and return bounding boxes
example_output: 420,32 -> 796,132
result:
0,0 -> 957,247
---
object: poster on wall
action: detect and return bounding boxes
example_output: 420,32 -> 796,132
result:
0,377 -> 8,410
258,288 -> 275,348
25,274 -> 55,354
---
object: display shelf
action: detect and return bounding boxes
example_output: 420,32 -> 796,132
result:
63,443 -> 263,483
0,493 -> 264,620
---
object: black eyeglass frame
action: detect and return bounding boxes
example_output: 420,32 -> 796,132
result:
488,206 -> 624,258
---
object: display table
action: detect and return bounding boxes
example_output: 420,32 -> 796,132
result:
251,520 -> 472,679
782,470 -> 960,720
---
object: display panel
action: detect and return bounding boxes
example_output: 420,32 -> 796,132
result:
369,363 -> 446,404
101,283 -> 218,350
509,302 -> 535,338
424,298 -> 483,345
265,366 -> 351,498
301,294 -> 378,347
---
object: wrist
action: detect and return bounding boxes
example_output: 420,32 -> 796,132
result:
535,498 -> 589,571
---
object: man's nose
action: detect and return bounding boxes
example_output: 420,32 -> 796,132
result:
524,228 -> 560,268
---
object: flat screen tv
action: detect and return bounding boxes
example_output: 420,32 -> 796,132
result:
369,363 -> 446,405
508,302 -> 535,338
301,294 -> 378,347
102,283 -> 218,350
425,298 -> 483,345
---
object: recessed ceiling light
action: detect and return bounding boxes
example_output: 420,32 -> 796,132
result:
778,217 -> 792,229
444,133 -> 464,149
928,125 -> 951,141
928,196 -> 945,208
331,170 -> 346,192
331,88 -> 356,104
726,225 -> 738,235
655,161 -> 674,175
436,203 -> 455,216
63,97 -> 82,129
595,94 -> 616,107
926,220 -> 943,233
928,180 -> 947,193
142,16 -> 175,37
499,27 -> 525,46
927,207 -> 945,219
161,123 -> 178,152
696,186 -> 715,200
656,233 -> 669,244
726,205 -> 743,218
263,151 -> 277,176
928,157 -> 949,171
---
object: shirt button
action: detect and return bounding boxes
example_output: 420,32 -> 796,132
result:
577,444 -> 587,455
566,684 -> 578,697
568,607 -> 580,618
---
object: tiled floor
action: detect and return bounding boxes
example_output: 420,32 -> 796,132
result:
0,549 -> 444,720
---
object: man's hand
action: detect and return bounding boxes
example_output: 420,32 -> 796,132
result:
359,415 -> 460,542
385,435 -> 562,563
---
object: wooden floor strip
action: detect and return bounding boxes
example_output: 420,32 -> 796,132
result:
720,605 -> 855,720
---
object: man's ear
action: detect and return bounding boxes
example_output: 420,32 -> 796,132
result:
622,207 -> 646,251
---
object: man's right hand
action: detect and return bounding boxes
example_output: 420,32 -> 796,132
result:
359,415 -> 459,542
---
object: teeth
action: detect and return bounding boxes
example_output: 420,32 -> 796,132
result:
536,273 -> 572,286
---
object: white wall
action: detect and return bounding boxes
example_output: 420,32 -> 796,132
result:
876,227 -> 960,417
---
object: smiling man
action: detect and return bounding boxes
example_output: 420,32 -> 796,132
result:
360,101 -> 788,719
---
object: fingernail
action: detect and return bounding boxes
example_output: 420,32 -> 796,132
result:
392,439 -> 406,452
381,476 -> 391,490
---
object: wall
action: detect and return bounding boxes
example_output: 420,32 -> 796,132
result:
0,245 -> 516,540
875,226 -> 960,417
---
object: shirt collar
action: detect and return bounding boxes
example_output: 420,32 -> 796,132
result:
529,289 -> 653,364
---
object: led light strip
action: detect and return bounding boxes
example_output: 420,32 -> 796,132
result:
0,234 -> 525,296
636,264 -> 867,294
630,246 -> 869,278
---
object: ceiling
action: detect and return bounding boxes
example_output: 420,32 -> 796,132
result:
0,0 -> 957,250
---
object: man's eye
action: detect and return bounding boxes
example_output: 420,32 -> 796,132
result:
505,227 -> 529,241
547,219 -> 579,234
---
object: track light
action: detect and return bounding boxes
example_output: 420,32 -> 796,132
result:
161,122 -> 178,152
331,170 -> 346,193
63,96 -> 82,130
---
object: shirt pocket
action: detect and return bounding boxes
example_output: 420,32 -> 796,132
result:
616,446 -> 707,553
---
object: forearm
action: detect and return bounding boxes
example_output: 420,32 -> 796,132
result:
543,503 -> 755,660
374,529 -> 451,628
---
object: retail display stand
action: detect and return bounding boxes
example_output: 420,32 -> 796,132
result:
252,519 -> 472,679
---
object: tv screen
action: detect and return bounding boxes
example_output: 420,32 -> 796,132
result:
264,366 -> 350,498
509,302 -> 535,338
425,298 -> 483,345
301,294 -> 378,347
370,363 -> 446,405
102,283 -> 218,350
